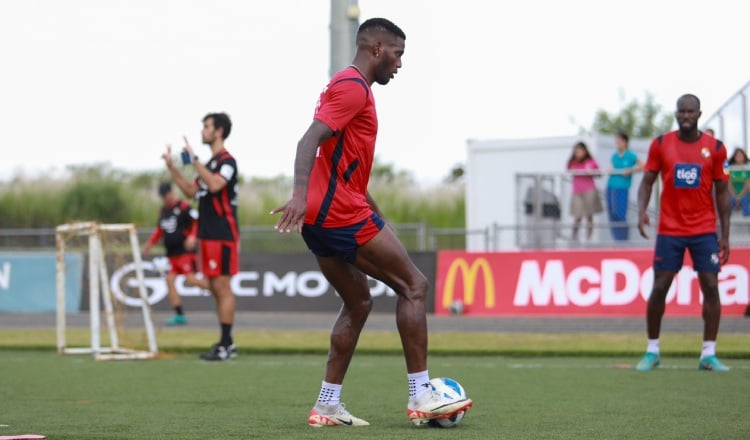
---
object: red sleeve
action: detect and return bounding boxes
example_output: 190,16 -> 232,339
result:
714,141 -> 729,181
314,79 -> 368,133
644,136 -> 662,173
187,220 -> 198,238
146,226 -> 163,246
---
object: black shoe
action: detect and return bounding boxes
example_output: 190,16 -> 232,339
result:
199,343 -> 237,361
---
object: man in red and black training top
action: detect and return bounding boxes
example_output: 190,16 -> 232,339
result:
164,112 -> 239,361
272,18 -> 471,427
142,181 -> 209,326
636,94 -> 731,372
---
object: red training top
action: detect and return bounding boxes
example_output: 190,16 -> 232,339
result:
643,131 -> 728,236
305,66 -> 377,227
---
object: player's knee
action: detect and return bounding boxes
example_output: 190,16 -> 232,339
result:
647,287 -> 670,304
698,274 -> 720,300
360,297 -> 374,314
701,286 -> 720,303
401,272 -> 429,303
702,281 -> 719,295
346,297 -> 373,320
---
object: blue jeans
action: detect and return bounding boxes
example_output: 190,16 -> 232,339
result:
606,186 -> 629,240
730,194 -> 750,216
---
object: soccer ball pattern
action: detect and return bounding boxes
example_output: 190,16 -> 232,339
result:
428,377 -> 469,428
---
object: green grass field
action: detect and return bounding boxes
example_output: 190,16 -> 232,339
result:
1,350 -> 749,440
3,328 -> 750,358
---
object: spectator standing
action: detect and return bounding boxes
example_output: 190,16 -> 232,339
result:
567,141 -> 602,240
727,147 -> 750,216
605,132 -> 643,241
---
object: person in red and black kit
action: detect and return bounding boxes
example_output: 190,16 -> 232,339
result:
164,112 -> 240,361
142,181 -> 209,326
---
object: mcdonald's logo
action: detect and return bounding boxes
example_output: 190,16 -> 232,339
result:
442,258 -> 496,309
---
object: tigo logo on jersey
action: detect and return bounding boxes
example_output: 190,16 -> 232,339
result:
674,164 -> 700,188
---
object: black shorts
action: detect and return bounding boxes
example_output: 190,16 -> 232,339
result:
301,213 -> 385,263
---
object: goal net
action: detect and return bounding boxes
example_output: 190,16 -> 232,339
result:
55,222 -> 158,360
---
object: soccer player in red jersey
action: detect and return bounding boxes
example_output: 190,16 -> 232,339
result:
164,113 -> 240,361
272,18 -> 472,427
142,181 -> 209,326
636,94 -> 731,372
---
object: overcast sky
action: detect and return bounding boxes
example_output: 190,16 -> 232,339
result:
1,0 -> 748,184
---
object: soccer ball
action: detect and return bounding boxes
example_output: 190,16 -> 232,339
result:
450,300 -> 464,315
428,377 -> 469,428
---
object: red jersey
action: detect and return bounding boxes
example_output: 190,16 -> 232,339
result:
644,131 -> 729,236
305,67 -> 377,227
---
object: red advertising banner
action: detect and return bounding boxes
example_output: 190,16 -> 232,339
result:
435,248 -> 750,317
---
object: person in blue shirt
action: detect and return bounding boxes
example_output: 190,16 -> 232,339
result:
606,132 -> 642,240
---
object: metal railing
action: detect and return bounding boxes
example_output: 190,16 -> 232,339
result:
3,218 -> 750,253
0,224 -> 474,253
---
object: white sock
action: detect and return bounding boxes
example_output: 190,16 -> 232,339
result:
647,338 -> 660,355
408,370 -> 430,399
701,341 -> 716,359
317,381 -> 342,406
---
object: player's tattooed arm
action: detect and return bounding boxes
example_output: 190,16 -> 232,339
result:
271,119 -> 333,233
292,120 -> 333,199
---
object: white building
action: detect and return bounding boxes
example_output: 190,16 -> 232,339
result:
465,133 -> 650,251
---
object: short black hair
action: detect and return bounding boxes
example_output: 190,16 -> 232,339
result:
677,94 -> 701,110
616,131 -> 629,143
203,112 -> 232,140
158,181 -> 172,197
357,18 -> 406,40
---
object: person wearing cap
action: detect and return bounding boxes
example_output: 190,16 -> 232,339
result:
142,181 -> 209,325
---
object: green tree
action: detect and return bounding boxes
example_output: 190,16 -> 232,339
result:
445,163 -> 465,183
370,155 -> 414,186
587,92 -> 674,138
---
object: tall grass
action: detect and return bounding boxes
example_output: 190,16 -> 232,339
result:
0,177 -> 63,228
0,165 -> 465,229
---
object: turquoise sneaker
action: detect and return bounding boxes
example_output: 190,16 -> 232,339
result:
635,352 -> 660,372
166,315 -> 187,326
698,355 -> 730,372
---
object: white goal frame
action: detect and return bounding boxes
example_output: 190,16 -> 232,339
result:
56,222 -> 158,360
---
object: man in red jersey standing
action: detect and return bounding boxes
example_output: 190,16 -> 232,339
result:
164,113 -> 239,361
272,18 -> 471,427
636,94 -> 731,372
